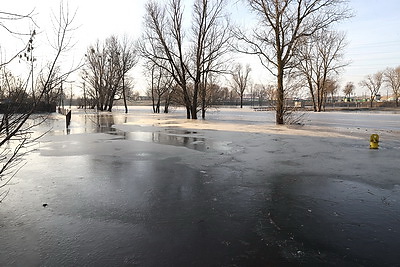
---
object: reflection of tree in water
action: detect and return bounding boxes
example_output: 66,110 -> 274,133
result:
80,111 -> 131,134
95,114 -> 115,133
82,112 -> 116,133
150,131 -> 207,151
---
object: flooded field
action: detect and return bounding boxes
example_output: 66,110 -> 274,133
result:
1,107 -> 399,266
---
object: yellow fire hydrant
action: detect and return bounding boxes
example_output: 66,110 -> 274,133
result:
370,134 -> 379,149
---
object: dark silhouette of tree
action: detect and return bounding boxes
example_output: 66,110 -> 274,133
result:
296,29 -> 348,112
233,0 -> 352,124
146,63 -> 174,113
119,36 -> 138,113
343,81 -> 355,98
359,72 -> 383,108
140,0 -> 231,119
83,36 -> 138,112
384,66 -> 400,107
231,63 -> 251,108
324,79 -> 339,109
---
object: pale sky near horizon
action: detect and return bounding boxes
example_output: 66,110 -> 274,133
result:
1,0 -> 400,97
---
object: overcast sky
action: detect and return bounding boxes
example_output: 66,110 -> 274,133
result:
2,0 -> 400,96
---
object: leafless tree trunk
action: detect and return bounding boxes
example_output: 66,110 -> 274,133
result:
384,66 -> 400,107
296,29 -> 348,112
84,41 -> 107,110
234,0 -> 352,124
140,0 -> 230,119
191,0 -> 231,119
84,35 -> 137,112
231,63 -> 251,108
147,63 -> 174,113
343,82 -> 355,98
324,79 -> 339,110
359,72 -> 383,108
119,36 -> 138,113
140,0 -> 191,118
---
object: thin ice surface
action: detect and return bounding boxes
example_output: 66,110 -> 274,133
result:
0,107 -> 399,266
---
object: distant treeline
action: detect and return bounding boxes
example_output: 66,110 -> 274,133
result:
0,101 -> 56,114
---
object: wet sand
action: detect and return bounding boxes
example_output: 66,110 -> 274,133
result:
1,107 -> 399,266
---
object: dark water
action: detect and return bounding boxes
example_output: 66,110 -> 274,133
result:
111,129 -> 232,152
3,156 -> 399,266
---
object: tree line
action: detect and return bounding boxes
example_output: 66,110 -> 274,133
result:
2,0 -> 400,126
358,67 -> 400,108
136,0 -> 355,121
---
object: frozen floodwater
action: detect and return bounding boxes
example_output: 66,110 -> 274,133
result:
0,107 -> 399,266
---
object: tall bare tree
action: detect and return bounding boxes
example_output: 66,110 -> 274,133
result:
234,0 -> 351,123
296,29 -> 348,112
84,35 -> 137,112
140,0 -> 191,118
38,64 -> 63,105
192,0 -> 231,119
140,0 -> 230,119
359,71 -> 383,108
384,66 -> 400,107
84,40 -> 108,110
147,63 -> 174,113
343,81 -> 355,98
104,36 -> 123,111
119,36 -> 138,113
231,63 -> 251,108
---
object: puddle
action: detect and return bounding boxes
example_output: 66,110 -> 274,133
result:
39,112 -> 232,152
110,129 -> 231,152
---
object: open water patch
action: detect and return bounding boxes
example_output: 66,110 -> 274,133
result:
109,128 -> 231,152
52,112 -> 232,152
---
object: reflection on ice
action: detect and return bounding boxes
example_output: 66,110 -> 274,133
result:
112,129 -> 231,152
1,107 -> 400,266
37,110 -> 233,152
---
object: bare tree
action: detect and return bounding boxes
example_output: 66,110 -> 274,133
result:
147,63 -> 174,113
0,2 -> 78,200
38,64 -> 63,105
0,10 -> 37,68
140,0 -> 230,119
140,0 -> 191,118
84,35 -> 137,112
324,78 -> 339,109
0,68 -> 28,102
104,36 -> 122,111
84,40 -> 107,110
343,81 -> 355,98
231,63 -> 251,108
384,66 -> 400,107
119,36 -> 138,113
253,83 -> 272,107
192,0 -> 232,119
234,0 -> 351,124
296,29 -> 348,112
359,72 -> 383,108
